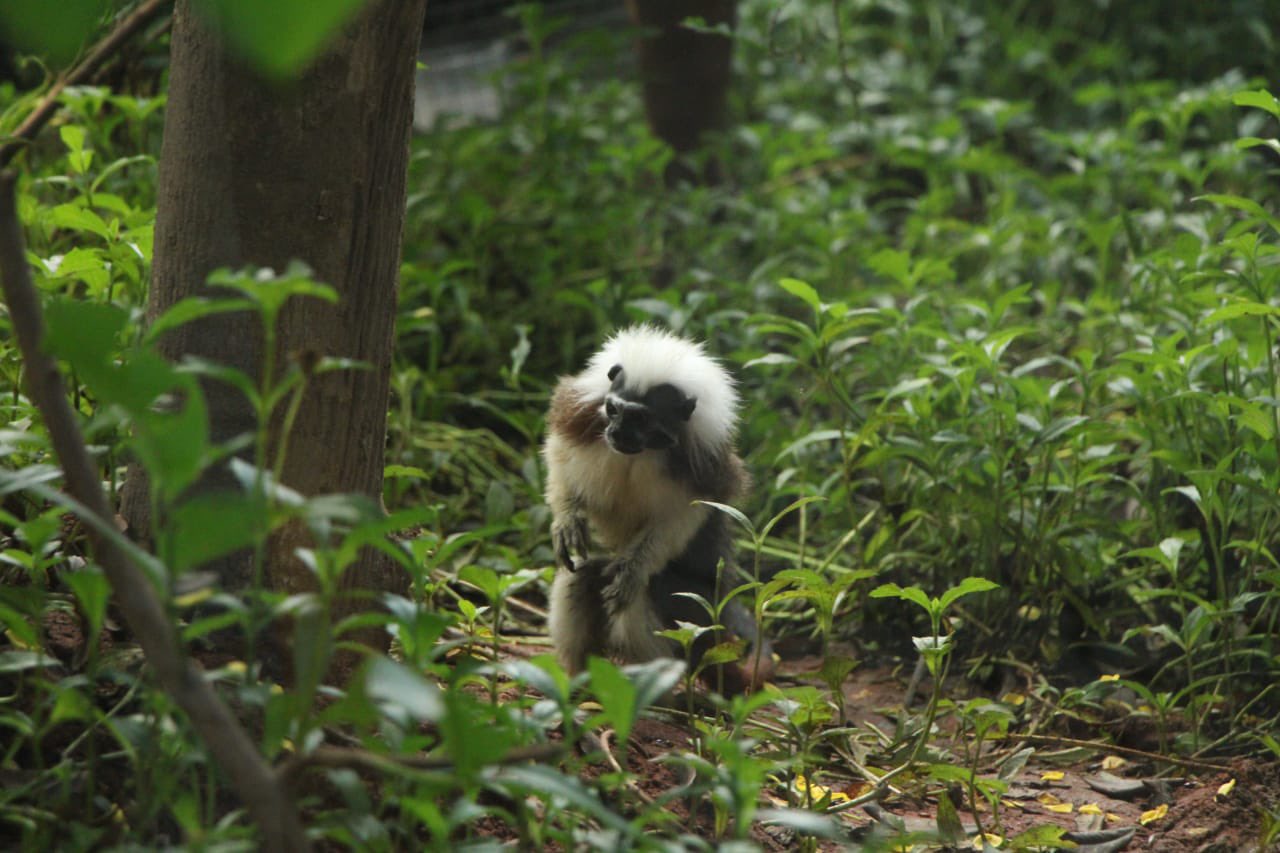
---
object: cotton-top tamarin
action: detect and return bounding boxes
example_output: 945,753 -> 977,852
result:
543,325 -> 769,693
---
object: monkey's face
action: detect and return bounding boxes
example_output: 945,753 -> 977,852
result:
603,365 -> 696,455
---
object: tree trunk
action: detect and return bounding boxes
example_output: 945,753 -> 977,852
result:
120,0 -> 426,678
626,0 -> 737,184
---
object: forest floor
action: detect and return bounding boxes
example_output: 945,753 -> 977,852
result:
40,609 -> 1279,851
500,639 -> 1280,852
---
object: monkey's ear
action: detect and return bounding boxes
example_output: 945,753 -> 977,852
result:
608,364 -> 623,382
681,396 -> 697,421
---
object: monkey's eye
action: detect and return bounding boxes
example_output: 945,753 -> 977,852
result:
605,399 -> 618,418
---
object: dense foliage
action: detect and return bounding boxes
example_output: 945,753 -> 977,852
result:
3,0 -> 1280,848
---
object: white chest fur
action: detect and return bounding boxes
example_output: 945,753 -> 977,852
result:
559,440 -> 696,550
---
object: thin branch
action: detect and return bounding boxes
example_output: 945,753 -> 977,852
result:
0,0 -> 171,169
0,172 -> 310,851
277,743 -> 564,788
1015,733 -> 1231,774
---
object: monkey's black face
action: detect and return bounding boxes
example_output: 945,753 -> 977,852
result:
603,365 -> 696,455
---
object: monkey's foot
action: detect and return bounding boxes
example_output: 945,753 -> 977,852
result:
600,560 -> 643,616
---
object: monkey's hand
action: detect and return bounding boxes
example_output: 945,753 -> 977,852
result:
600,558 -> 645,617
552,515 -> 591,571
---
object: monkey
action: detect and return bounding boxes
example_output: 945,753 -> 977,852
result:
543,325 -> 771,694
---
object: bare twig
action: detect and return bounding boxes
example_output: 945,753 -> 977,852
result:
1015,733 -> 1231,774
0,172 -> 310,851
277,743 -> 564,788
0,0 -> 171,169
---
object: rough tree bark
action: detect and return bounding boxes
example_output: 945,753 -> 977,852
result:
625,0 -> 737,184
120,0 -> 427,676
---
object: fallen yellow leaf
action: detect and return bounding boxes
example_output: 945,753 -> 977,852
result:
971,833 -> 1004,848
1045,803 -> 1075,814
3,629 -> 32,649
1099,674 -> 1120,682
1040,771 -> 1065,782
1079,803 -> 1103,815
1101,755 -> 1126,771
1036,792 -> 1063,805
1217,778 -> 1236,798
174,587 -> 214,608
1140,803 -> 1169,825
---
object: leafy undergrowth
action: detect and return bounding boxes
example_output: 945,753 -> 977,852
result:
5,0 -> 1280,849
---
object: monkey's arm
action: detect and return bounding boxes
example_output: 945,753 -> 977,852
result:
551,497 -> 591,571
544,432 -> 591,570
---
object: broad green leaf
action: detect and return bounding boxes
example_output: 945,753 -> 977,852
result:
778,277 -> 821,311
1205,301 -> 1280,323
588,657 -> 638,743
0,0 -> 103,65
937,576 -> 1000,612
496,764 -> 633,835
146,296 -> 256,343
1236,137 -> 1280,157
167,491 -> 266,573
43,298 -> 125,378
191,0 -> 372,79
46,204 -> 112,240
1233,89 -> 1280,118
364,656 -> 444,722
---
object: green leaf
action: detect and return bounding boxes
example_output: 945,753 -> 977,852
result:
59,125 -> 93,174
364,657 -> 444,723
46,203 -> 112,240
146,296 -> 256,343
588,657 -> 638,743
1205,300 -> 1280,323
698,499 -> 754,534
937,576 -> 1000,612
0,650 -> 56,673
64,568 -> 110,652
870,582 -> 933,614
0,0 -> 103,65
167,491 -> 266,573
190,0 -> 372,79
1236,137 -> 1280,157
1005,823 -> 1076,849
778,277 -> 821,311
1233,89 -> 1280,118
1196,194 -> 1280,234
496,764 -> 633,836
934,783 -> 966,841
755,808 -> 843,839
623,658 -> 685,711
43,298 -> 125,378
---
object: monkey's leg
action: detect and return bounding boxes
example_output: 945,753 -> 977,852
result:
548,559 -> 611,674
606,592 -> 667,663
600,505 -> 711,617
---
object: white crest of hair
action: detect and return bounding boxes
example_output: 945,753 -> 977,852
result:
577,324 -> 738,450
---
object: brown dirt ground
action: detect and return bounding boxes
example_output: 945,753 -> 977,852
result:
31,607 -> 1280,851
573,651 -> 1280,852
